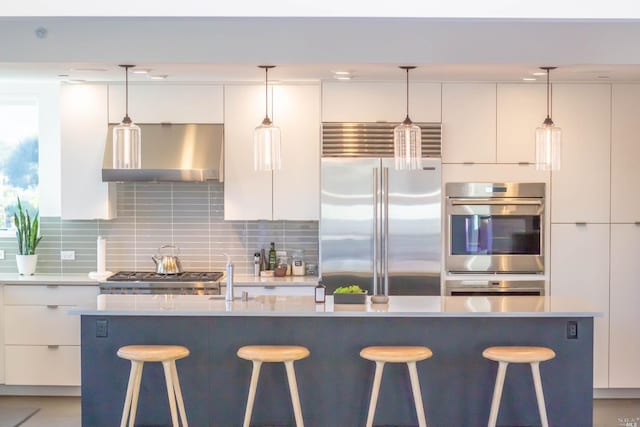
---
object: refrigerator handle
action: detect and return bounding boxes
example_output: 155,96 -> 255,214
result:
383,167 -> 389,296
373,167 -> 379,295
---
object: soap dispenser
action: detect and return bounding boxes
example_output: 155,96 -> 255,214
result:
224,253 -> 234,301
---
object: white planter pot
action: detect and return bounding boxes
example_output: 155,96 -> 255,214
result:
16,254 -> 38,275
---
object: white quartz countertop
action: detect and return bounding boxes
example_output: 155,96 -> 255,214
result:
0,273 -> 100,285
74,295 -> 600,317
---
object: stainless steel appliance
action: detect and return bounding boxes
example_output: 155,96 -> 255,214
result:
320,122 -> 442,295
445,279 -> 545,296
445,182 -> 545,274
99,271 -> 223,295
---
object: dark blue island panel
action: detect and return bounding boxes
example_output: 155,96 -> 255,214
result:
81,315 -> 593,427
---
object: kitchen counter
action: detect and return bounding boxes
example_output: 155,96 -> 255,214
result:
230,274 -> 317,286
80,295 -> 596,426
0,273 -> 100,285
79,294 -> 598,317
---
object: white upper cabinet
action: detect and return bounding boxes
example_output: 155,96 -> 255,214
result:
496,83 -> 547,164
551,84 -> 611,223
224,84 -> 321,221
550,223 -> 610,388
611,84 -> 640,223
60,84 -> 116,220
441,83 -> 496,164
272,85 -> 321,220
322,82 -> 441,123
108,84 -> 223,124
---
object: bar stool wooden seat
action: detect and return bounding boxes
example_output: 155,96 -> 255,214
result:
237,345 -> 310,427
360,346 -> 433,427
483,346 -> 556,427
117,344 -> 190,427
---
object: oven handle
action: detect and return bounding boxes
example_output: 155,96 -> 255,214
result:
450,199 -> 543,206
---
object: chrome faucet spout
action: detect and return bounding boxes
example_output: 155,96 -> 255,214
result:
224,253 -> 234,302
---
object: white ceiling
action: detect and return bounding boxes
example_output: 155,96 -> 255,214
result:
2,17 -> 640,83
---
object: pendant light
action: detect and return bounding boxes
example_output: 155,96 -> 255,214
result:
394,66 -> 422,170
254,65 -> 281,171
113,64 -> 141,169
535,66 -> 562,171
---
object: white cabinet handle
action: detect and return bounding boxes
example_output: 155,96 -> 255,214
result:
46,305 -> 59,309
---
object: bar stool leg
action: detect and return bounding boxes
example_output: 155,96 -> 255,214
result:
284,360 -> 305,427
120,360 -> 143,427
487,361 -> 508,427
169,361 -> 188,427
243,360 -> 263,427
530,362 -> 549,427
365,361 -> 385,427
407,361 -> 428,427
129,361 -> 144,427
162,361 -> 180,427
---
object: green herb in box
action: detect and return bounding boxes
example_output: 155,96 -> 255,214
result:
333,285 -> 367,304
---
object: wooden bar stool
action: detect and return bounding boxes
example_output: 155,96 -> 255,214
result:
360,346 -> 433,427
237,345 -> 310,427
483,346 -> 556,427
117,345 -> 190,427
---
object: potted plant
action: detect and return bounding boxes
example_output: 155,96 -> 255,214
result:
13,197 -> 42,275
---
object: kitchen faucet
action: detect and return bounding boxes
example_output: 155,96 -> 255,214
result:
224,253 -> 234,301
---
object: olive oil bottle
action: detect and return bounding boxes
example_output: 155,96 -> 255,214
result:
268,242 -> 277,270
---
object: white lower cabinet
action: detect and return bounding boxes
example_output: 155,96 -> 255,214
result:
550,223 -> 609,388
3,285 -> 97,387
609,224 -> 640,388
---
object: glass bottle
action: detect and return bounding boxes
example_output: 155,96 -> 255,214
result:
268,242 -> 277,270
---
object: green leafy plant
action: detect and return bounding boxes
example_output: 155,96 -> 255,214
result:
335,285 -> 365,294
13,197 -> 42,255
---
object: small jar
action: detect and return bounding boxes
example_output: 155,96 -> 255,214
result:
292,249 -> 306,276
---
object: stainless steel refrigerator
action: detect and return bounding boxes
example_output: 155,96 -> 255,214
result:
319,123 -> 442,295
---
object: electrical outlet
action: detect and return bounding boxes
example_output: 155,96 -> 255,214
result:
0,249 -> 4,260
61,250 -> 75,261
96,319 -> 108,338
567,321 -> 578,339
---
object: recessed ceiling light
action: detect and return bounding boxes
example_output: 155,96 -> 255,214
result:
532,72 -> 547,76
334,75 -> 352,80
70,67 -> 108,72
334,71 -> 351,76
522,77 -> 537,81
132,69 -> 151,74
149,75 -> 168,80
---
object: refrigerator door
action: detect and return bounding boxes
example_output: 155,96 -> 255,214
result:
381,158 -> 442,295
320,158 -> 381,294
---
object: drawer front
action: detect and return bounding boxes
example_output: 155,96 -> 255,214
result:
236,286 -> 315,296
4,306 -> 80,345
5,345 -> 81,386
3,285 -> 97,306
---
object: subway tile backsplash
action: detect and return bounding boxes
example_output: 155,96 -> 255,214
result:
0,182 -> 319,275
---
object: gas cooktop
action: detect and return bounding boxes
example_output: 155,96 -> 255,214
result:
106,271 -> 224,282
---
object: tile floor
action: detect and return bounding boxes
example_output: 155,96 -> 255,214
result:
0,396 -> 638,426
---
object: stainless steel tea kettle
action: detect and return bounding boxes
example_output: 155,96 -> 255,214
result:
151,244 -> 184,274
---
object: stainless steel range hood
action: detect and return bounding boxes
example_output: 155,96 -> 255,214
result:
102,123 -> 224,182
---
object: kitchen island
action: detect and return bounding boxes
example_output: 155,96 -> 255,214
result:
77,295 -> 597,426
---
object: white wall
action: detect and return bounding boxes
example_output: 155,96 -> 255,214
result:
0,82 -> 61,217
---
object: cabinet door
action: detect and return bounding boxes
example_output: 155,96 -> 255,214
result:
609,224 -> 640,387
550,223 -> 609,388
60,84 -> 116,219
273,85 -> 320,220
322,82 -> 441,122
497,83 -> 546,164
108,84 -> 223,124
611,84 -> 640,223
5,345 -> 80,386
224,85 -> 273,220
442,83 -> 496,163
551,84 -> 611,223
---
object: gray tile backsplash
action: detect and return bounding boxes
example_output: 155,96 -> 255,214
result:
0,182 -> 319,275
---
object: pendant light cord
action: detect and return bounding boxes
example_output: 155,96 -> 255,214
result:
546,68 -> 551,119
406,67 -> 410,118
265,67 -> 269,120
125,66 -> 129,118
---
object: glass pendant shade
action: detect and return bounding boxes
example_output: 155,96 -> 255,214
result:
254,65 -> 281,171
393,66 -> 422,170
113,121 -> 141,169
535,119 -> 562,171
254,118 -> 281,171
394,119 -> 422,170
113,64 -> 141,169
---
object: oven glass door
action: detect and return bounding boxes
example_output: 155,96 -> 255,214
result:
446,201 -> 544,273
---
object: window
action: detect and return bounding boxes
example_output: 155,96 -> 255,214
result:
0,98 -> 39,232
